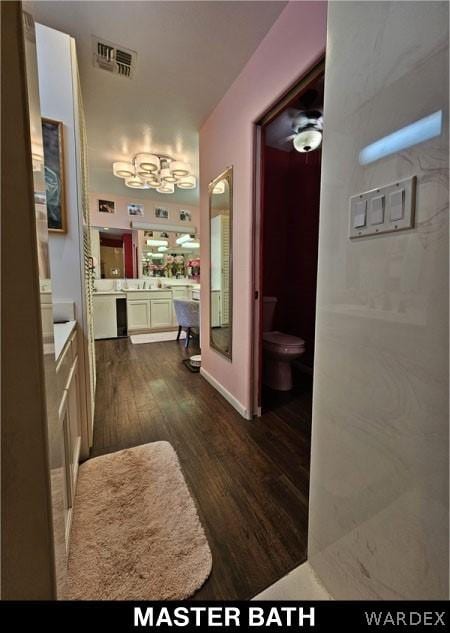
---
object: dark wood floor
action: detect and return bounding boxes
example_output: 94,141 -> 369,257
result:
91,337 -> 312,600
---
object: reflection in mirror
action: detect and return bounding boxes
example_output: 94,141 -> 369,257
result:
140,229 -> 200,280
90,226 -> 201,284
209,167 -> 232,359
90,227 -> 133,279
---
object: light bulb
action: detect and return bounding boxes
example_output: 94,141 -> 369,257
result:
293,128 -> 322,153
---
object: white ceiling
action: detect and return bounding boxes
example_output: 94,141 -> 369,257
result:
25,1 -> 287,204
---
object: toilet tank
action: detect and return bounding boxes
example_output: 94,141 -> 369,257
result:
263,296 -> 277,332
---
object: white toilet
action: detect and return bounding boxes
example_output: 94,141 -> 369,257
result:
262,297 -> 306,391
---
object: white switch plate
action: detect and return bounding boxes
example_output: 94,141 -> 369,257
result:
349,176 -> 416,239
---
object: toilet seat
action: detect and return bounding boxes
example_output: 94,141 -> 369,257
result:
263,331 -> 305,354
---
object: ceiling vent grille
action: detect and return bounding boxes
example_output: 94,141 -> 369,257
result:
92,37 -> 136,79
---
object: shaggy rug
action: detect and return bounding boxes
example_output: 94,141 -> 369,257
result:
65,442 -> 212,600
130,331 -> 185,344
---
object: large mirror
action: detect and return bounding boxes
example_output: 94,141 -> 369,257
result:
209,167 -> 233,359
89,226 -> 200,282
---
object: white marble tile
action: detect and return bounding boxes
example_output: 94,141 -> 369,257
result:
309,1 -> 449,599
252,562 -> 331,601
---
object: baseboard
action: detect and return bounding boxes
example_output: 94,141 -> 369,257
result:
200,367 -> 252,420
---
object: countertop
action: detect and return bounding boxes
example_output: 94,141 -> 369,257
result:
54,320 -> 76,362
93,290 -> 126,296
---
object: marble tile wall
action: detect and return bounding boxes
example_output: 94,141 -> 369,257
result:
309,1 -> 449,599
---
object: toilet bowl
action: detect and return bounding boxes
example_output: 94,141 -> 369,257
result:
262,297 -> 305,391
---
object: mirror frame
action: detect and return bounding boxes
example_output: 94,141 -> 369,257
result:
208,166 -> 233,360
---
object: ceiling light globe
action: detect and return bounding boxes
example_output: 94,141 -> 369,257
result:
293,129 -> 322,153
177,175 -> 197,190
135,153 -> 160,173
156,182 -> 175,194
160,167 -> 177,183
113,161 -> 135,178
170,161 -> 190,177
125,175 -> 146,188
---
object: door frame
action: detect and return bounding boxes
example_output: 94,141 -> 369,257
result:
250,58 -> 326,417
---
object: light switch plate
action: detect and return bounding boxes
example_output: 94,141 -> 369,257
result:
349,176 -> 416,239
369,195 -> 385,225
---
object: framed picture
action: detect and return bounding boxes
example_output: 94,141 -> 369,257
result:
98,199 -> 115,214
128,203 -> 144,217
42,118 -> 66,233
155,207 -> 168,219
179,209 -> 192,222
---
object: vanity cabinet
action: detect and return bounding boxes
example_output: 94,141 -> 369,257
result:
56,328 -> 81,551
151,299 -> 172,328
127,291 -> 173,332
127,299 -> 151,330
93,294 -> 118,339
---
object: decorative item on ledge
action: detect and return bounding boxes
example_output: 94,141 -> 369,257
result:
112,153 -> 197,193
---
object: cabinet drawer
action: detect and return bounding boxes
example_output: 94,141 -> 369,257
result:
69,329 -> 77,361
149,291 -> 172,300
126,291 -> 171,300
56,342 -> 72,396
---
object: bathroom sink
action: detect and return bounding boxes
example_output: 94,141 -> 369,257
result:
124,287 -> 161,292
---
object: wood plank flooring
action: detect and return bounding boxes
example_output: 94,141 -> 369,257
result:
91,337 -> 312,600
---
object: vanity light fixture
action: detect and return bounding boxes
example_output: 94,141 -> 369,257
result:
177,175 -> 197,190
113,153 -> 196,194
146,239 -> 168,247
176,233 -> 192,245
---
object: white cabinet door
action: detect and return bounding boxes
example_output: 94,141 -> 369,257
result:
93,295 -> 117,339
151,299 -> 172,328
127,300 -> 151,331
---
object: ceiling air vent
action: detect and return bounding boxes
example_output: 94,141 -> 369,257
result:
92,36 -> 136,79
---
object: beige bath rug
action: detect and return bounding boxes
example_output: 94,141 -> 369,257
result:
130,331 -> 185,344
65,441 -> 212,600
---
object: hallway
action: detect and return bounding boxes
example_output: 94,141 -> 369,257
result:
91,338 -> 312,600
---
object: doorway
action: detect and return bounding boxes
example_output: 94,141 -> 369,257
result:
252,61 -> 325,416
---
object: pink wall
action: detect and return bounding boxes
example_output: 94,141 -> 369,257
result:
89,191 -> 200,233
199,1 -> 327,415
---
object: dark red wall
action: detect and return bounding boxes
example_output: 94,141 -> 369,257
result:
262,145 -> 321,366
99,233 -> 135,278
122,234 -> 134,278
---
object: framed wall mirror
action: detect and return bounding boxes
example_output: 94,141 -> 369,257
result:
209,166 -> 233,359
